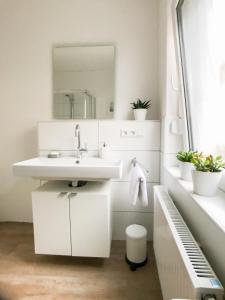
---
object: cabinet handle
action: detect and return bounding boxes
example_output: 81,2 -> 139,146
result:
69,192 -> 77,198
57,192 -> 69,198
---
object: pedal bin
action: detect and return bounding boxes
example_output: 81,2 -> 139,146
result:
125,224 -> 147,271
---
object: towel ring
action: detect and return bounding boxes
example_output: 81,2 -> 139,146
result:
131,157 -> 149,174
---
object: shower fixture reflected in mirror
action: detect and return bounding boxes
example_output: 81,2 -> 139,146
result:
54,89 -> 96,119
53,44 -> 115,120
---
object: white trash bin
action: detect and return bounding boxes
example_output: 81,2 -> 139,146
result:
125,224 -> 147,271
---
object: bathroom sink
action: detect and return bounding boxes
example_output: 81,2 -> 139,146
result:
13,157 -> 123,180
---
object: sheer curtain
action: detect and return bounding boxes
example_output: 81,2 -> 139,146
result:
180,0 -> 225,155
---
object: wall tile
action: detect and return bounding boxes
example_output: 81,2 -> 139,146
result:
110,150 -> 160,182
111,182 -> 156,213
99,120 -> 160,151
112,212 -> 153,240
38,121 -> 99,151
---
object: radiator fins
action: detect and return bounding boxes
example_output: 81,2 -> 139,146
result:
162,190 -> 216,279
153,186 -> 224,300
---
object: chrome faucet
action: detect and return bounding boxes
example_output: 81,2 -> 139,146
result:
75,124 -> 88,159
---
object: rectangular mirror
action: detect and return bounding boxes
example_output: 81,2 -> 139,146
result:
53,45 -> 115,119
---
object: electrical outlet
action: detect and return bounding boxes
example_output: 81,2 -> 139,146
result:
120,129 -> 142,137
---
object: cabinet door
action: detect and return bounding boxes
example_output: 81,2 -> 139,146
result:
32,191 -> 71,256
70,193 -> 111,258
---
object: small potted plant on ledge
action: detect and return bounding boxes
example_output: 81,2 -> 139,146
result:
176,150 -> 196,181
131,98 -> 151,121
191,154 -> 225,197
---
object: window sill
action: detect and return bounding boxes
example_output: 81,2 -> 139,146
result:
166,167 -> 225,235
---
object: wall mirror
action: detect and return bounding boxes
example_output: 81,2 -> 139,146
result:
53,45 -> 115,119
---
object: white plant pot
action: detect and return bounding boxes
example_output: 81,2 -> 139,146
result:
134,109 -> 147,121
179,161 -> 194,181
192,170 -> 222,197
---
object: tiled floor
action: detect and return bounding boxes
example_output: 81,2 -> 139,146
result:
0,222 -> 162,300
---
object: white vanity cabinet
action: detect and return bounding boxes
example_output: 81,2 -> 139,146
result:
32,181 -> 111,258
32,189 -> 71,256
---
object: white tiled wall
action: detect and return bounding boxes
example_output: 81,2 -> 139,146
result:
38,121 -> 99,151
38,120 -> 160,240
99,120 -> 160,150
113,212 -> 153,241
110,151 -> 160,182
111,182 -> 155,212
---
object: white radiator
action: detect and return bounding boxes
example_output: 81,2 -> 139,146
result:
153,186 -> 224,300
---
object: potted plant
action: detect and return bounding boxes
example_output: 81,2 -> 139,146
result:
191,154 -> 225,196
131,98 -> 151,121
176,150 -> 196,181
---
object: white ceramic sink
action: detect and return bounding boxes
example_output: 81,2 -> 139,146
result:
13,157 -> 123,181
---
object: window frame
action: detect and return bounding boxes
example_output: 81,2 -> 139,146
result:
170,0 -> 193,151
176,0 -> 194,150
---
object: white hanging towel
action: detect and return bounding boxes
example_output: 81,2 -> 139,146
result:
129,164 -> 148,207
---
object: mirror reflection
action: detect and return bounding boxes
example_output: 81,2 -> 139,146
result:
53,45 -> 115,119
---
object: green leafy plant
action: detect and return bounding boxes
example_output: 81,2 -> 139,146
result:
191,154 -> 225,172
131,98 -> 151,110
176,150 -> 197,163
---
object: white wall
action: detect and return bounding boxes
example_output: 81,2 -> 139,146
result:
0,0 -> 160,221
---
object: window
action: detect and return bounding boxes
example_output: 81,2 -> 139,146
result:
177,0 -> 225,155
